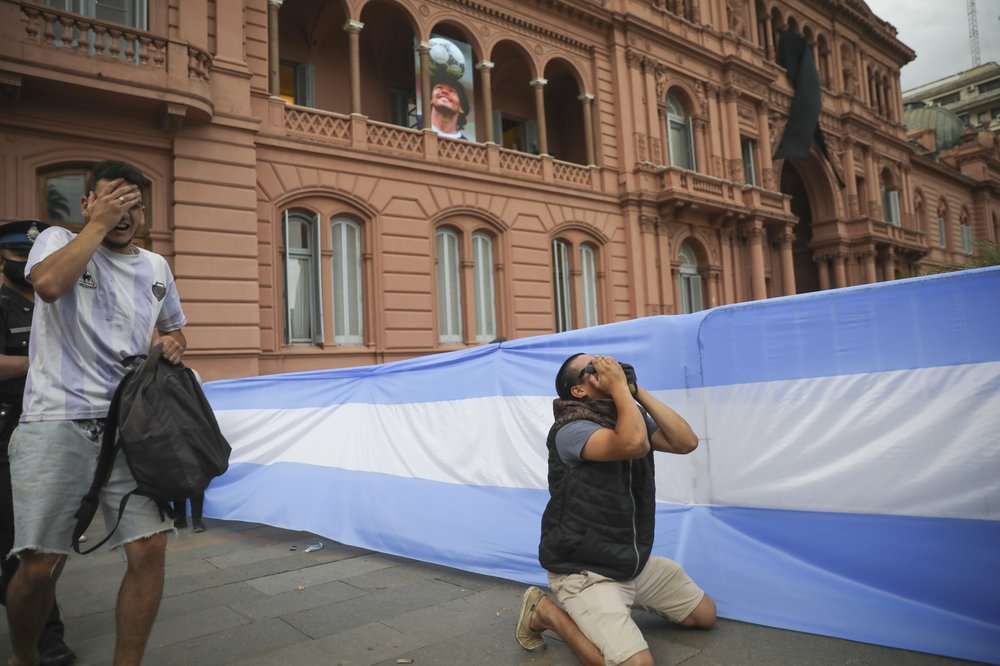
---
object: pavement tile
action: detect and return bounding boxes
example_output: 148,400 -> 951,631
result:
229,579 -> 369,620
234,620 -> 426,666
280,578 -> 477,639
142,616 -> 310,666
246,553 -> 398,595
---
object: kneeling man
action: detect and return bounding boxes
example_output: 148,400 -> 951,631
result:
517,354 -> 716,666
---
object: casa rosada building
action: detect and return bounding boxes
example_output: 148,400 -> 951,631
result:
1,0 -> 998,380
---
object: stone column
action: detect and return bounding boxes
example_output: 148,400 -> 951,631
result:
832,251 -> 847,288
756,101 -> 775,189
763,13 -> 774,59
778,228 -> 796,295
530,78 -> 549,155
747,222 -> 767,300
816,255 -> 830,291
417,42 -> 432,128
579,93 -> 596,166
862,248 -> 877,283
882,247 -> 896,281
477,60 -> 495,142
267,0 -> 283,97
345,20 -> 364,115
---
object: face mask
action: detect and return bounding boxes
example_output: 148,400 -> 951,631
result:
2,259 -> 30,289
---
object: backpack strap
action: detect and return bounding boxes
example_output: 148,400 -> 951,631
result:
72,368 -> 133,555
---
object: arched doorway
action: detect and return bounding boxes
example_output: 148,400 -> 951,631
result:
780,161 -> 819,293
779,156 -> 839,293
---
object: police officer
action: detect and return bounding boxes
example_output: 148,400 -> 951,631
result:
0,219 -> 76,666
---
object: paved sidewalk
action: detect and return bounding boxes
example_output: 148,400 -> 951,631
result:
0,518 -> 973,665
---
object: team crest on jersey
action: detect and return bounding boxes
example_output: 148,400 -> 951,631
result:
151,281 -> 166,301
79,270 -> 96,290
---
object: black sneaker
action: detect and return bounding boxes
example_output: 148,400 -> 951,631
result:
39,640 -> 77,666
174,518 -> 188,529
192,521 -> 206,533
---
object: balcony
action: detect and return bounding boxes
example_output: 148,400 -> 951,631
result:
1,1 -> 212,121
279,104 -> 606,194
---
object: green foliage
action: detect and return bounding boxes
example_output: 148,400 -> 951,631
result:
923,240 -> 1000,275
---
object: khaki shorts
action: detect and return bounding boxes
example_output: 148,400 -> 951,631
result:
548,556 -> 705,666
8,419 -> 173,556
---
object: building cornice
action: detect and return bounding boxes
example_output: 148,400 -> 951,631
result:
823,0 -> 915,65
445,0 -> 608,55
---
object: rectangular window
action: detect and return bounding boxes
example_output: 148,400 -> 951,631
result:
882,188 -> 901,226
938,216 -> 947,248
580,245 -> 598,328
331,219 -> 363,344
741,138 -> 757,186
935,92 -> 960,105
389,88 -> 418,129
680,273 -> 703,314
45,0 -> 146,29
436,230 -> 462,343
283,211 -> 322,344
497,114 -> 539,154
978,79 -> 1000,94
472,233 -> 496,342
961,224 -> 973,254
280,61 -> 315,107
552,240 -> 573,333
668,120 -> 694,170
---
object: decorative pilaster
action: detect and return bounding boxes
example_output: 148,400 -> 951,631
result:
756,101 -> 775,189
267,0 -> 284,97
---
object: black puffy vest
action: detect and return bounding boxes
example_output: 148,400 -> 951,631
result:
538,410 -> 657,581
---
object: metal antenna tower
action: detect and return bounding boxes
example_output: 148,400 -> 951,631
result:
967,0 -> 981,66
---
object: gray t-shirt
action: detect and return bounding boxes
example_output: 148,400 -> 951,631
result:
555,411 -> 658,467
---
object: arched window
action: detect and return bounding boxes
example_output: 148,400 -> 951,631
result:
471,231 -> 497,342
552,239 -> 573,333
436,228 -> 463,343
330,218 -> 363,344
938,201 -> 949,249
679,242 -> 703,314
283,210 -> 321,344
960,209 -> 973,255
580,244 -> 599,328
667,92 -> 695,170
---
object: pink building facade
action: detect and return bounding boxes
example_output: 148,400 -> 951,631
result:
1,0 -> 998,381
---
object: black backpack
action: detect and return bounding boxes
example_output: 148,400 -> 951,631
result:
72,345 -> 232,553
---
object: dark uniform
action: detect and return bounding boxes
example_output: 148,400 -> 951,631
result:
0,219 -> 75,666
0,284 -> 34,578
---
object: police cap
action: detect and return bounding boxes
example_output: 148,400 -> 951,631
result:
0,219 -> 49,249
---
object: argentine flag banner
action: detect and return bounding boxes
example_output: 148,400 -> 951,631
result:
204,266 -> 1000,663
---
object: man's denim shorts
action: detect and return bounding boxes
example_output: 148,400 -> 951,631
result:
8,419 -> 172,556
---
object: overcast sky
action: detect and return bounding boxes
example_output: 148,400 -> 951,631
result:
865,0 -> 1000,90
